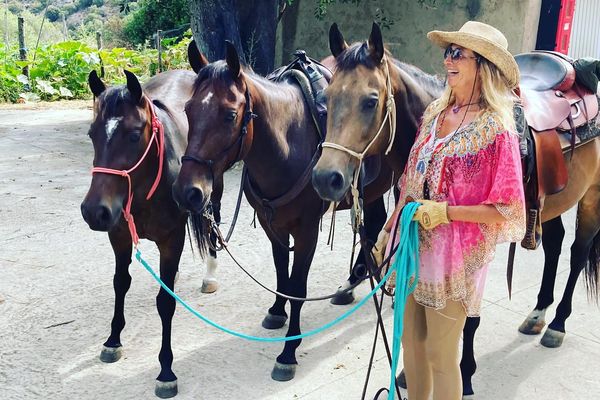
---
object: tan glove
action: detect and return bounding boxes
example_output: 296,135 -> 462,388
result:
413,200 -> 450,230
373,229 -> 390,267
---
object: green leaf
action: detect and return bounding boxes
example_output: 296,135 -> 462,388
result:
17,74 -> 29,85
59,86 -> 74,98
35,78 -> 58,95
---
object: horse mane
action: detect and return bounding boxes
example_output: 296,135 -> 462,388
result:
393,60 -> 445,98
335,41 -> 382,71
335,41 -> 445,98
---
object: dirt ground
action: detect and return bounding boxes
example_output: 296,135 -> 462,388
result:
1,105 -> 600,400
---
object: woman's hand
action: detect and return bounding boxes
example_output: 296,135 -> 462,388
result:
413,199 -> 450,230
373,229 -> 390,267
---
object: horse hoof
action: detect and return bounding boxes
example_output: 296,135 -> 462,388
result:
463,395 -> 476,400
99,346 -> 122,363
271,362 -> 296,381
396,369 -> 407,389
261,313 -> 287,330
330,289 -> 355,305
540,328 -> 565,348
155,379 -> 178,398
518,316 -> 546,335
201,278 -> 218,294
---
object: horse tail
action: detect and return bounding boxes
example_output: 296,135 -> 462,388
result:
585,230 -> 600,302
187,213 -> 210,259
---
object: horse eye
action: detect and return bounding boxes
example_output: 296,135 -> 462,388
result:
129,133 -> 141,143
225,111 -> 238,122
363,97 -> 378,110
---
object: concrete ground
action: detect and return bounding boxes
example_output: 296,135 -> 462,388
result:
1,104 -> 599,399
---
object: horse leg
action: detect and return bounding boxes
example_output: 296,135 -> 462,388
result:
202,180 -> 224,293
272,225 -> 319,381
331,196 -> 387,305
100,230 -> 133,363
460,316 -> 480,397
519,216 -> 565,335
261,232 -> 290,330
201,234 -> 219,294
154,227 -> 186,398
542,193 -> 600,348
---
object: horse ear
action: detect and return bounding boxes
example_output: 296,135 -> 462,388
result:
225,40 -> 241,79
124,69 -> 143,104
367,22 -> 385,64
188,39 -> 209,73
88,70 -> 106,97
329,23 -> 348,58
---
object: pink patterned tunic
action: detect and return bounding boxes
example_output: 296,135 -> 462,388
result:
388,109 -> 526,316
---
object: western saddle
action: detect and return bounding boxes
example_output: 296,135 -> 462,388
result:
515,50 -> 599,249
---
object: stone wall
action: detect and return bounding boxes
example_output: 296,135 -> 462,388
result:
276,0 -> 542,76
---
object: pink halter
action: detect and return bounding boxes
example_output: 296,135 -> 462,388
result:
91,96 -> 165,245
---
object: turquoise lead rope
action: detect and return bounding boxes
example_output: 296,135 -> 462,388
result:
388,201 -> 420,399
136,244 -> 397,342
135,202 -> 421,399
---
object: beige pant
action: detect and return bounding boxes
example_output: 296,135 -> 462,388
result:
402,295 -> 467,400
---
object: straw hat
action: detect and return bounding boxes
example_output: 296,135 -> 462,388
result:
427,21 -> 520,89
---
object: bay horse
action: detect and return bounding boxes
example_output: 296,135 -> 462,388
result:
81,69 -> 223,398
172,39 -> 418,381
315,22 -> 600,397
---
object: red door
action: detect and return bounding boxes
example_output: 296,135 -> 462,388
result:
555,0 -> 576,54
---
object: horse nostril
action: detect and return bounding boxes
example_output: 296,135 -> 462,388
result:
329,172 -> 344,191
96,206 -> 112,223
185,186 -> 204,208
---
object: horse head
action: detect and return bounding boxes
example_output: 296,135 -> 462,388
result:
173,40 -> 254,214
312,22 -> 397,202
81,70 -> 158,231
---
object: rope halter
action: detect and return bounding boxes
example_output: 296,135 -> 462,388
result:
321,57 -> 397,230
91,96 -> 165,246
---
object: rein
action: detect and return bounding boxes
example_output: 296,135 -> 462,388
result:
321,57 -> 397,231
91,96 -> 165,245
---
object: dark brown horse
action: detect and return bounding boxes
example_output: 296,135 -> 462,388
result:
172,40 -> 413,381
81,69 -> 223,398
314,22 -> 600,397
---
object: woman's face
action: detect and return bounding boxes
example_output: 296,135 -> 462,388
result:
443,45 -> 479,91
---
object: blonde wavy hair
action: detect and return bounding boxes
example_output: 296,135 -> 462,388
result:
422,57 -> 517,132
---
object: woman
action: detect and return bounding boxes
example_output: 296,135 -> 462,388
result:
376,21 -> 526,399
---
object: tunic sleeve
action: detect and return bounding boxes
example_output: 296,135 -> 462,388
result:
482,131 -> 526,243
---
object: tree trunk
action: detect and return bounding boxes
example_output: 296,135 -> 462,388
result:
189,0 -> 245,63
236,0 -> 278,75
189,0 -> 280,75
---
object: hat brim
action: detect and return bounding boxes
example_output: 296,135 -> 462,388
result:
428,30 -> 520,89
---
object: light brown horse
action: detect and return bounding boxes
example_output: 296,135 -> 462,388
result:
313,22 -> 600,397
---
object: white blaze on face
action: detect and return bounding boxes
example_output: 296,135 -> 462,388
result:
201,91 -> 214,105
105,117 -> 123,140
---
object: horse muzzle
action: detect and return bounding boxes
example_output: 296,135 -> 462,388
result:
172,180 -> 210,215
81,200 -> 122,232
311,167 -> 350,202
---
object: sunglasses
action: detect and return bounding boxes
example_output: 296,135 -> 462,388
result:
444,46 -> 478,62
